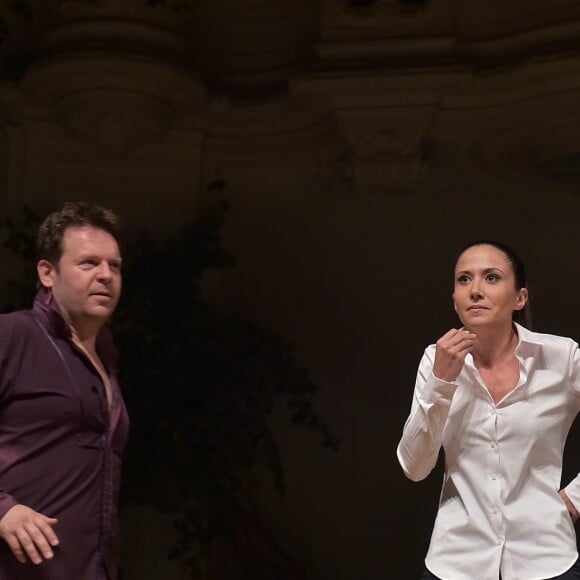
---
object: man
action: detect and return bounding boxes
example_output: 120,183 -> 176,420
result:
0,202 -> 129,579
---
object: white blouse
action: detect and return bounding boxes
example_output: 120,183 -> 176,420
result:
397,323 -> 580,580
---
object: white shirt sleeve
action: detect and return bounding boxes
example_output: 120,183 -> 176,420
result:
562,343 -> 580,508
396,347 -> 458,482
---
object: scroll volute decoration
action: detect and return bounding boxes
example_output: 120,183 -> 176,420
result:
14,1 -> 207,155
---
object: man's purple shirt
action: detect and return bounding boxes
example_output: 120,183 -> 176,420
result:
0,287 -> 129,579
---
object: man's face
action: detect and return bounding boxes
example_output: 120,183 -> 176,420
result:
38,225 -> 122,332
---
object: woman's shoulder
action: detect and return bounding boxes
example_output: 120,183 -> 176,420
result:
421,343 -> 438,364
517,323 -> 577,348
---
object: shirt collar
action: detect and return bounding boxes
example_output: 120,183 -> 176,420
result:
32,286 -> 118,371
513,322 -> 543,345
513,322 -> 544,360
32,286 -> 71,339
458,322 -> 542,345
459,322 -> 542,366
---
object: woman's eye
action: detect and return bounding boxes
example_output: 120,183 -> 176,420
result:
457,275 -> 470,284
486,273 -> 500,282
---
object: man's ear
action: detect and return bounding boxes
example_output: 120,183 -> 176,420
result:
37,260 -> 56,289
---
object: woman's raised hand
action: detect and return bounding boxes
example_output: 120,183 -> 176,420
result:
433,329 -> 476,382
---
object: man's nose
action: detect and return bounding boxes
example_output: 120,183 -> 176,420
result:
96,263 -> 113,281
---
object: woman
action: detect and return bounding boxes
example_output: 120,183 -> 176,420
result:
397,241 -> 580,580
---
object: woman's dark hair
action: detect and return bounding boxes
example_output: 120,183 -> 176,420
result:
458,240 -> 532,328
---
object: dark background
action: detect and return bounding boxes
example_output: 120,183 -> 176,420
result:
1,1 -> 580,578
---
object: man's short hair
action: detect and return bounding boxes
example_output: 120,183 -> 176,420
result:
36,201 -> 121,266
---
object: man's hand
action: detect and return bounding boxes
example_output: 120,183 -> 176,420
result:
433,329 -> 476,382
560,490 -> 580,523
0,504 -> 59,564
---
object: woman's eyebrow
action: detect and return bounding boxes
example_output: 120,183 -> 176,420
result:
455,267 -> 505,275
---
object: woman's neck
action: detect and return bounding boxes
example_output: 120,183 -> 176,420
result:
471,323 -> 517,368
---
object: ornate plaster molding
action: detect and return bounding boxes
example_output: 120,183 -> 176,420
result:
319,1 -> 580,70
330,0 -> 430,24
349,128 -> 424,194
293,70 -> 466,194
23,57 -> 206,155
41,2 -> 194,65
188,0 -> 318,96
458,18 -> 580,67
18,6 -> 207,155
315,36 -> 456,66
201,95 -> 353,199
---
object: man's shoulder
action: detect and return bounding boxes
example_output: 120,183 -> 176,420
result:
0,309 -> 36,341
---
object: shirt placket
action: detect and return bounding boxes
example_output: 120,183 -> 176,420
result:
488,405 -> 505,548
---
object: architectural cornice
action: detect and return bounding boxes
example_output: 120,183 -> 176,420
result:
42,5 -> 194,67
455,1 -> 580,40
314,36 -> 457,67
2,0 -> 580,197
457,19 -> 580,68
318,1 -> 580,70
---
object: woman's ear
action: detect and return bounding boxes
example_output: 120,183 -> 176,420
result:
514,287 -> 529,311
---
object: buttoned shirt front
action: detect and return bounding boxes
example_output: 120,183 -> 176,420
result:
0,288 -> 129,580
397,323 -> 580,580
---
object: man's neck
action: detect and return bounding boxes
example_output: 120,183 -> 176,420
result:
69,326 -> 99,355
62,313 -> 106,355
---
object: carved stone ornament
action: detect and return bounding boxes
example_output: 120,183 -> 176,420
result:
335,0 -> 429,22
19,4 -> 207,155
311,144 -> 355,197
350,128 -> 424,194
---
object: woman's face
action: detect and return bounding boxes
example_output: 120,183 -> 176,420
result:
452,244 -> 528,330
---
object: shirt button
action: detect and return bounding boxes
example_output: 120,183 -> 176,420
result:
493,509 -> 498,515
91,385 -> 99,394
491,474 -> 497,480
491,443 -> 496,448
